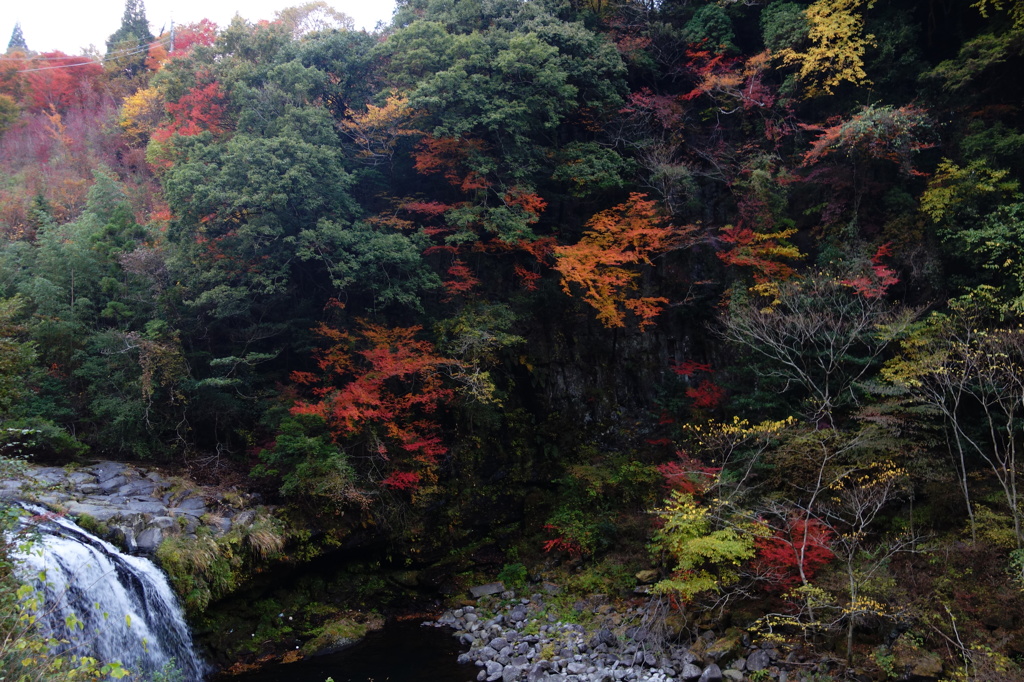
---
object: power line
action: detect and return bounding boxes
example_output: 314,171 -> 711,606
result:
7,36 -> 170,61
9,37 -> 172,73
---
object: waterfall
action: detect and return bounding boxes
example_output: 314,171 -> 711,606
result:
13,506 -> 208,680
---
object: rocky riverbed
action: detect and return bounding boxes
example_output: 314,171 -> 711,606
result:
431,586 -> 868,682
428,581 -> 946,679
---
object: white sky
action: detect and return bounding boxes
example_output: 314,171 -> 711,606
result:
2,0 -> 398,55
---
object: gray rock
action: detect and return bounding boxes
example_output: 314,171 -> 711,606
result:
232,510 -> 256,526
90,462 -> 127,482
471,582 -> 506,598
509,605 -> 529,623
746,649 -> 770,671
29,467 -> 68,485
721,671 -> 743,682
175,496 -> 207,511
64,502 -> 121,522
135,527 -> 163,552
98,475 -> 128,493
567,662 -> 588,674
589,628 -> 616,648
698,663 -> 722,682
502,665 -> 521,682
119,480 -> 157,497
679,659 -> 704,675
122,500 -> 166,515
527,664 -> 551,682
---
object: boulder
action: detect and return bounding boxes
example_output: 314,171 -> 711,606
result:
698,663 -> 723,682
135,527 -> 163,553
680,662 -> 703,681
472,582 -> 507,598
746,648 -> 770,671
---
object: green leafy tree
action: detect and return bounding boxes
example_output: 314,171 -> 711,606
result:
0,296 -> 34,417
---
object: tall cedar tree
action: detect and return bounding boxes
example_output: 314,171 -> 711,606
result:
106,0 -> 155,78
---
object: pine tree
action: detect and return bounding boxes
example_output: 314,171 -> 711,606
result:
7,22 -> 28,52
105,0 -> 154,78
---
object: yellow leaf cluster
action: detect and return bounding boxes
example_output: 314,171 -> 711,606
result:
118,87 -> 164,145
777,0 -> 876,97
338,91 -> 422,165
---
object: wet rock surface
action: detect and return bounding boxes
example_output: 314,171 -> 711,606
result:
0,461 -> 257,554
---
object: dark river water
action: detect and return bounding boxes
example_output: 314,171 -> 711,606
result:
214,620 -> 473,682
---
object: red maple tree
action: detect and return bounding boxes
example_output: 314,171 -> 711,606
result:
291,319 -> 457,492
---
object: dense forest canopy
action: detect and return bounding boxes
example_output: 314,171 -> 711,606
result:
4,0 -> 1024,677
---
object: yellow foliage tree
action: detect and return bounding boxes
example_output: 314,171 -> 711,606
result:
778,0 -> 876,97
973,0 -> 1024,29
118,87 -> 165,146
338,92 -> 422,167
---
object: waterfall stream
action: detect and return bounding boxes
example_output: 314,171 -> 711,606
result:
13,506 -> 208,680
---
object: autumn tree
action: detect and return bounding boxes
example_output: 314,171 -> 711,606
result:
338,91 -> 421,167
276,2 -> 355,39
22,53 -> 104,113
119,86 -> 164,146
168,19 -> 218,56
777,0 -> 877,97
288,320 -> 458,495
555,193 -> 696,330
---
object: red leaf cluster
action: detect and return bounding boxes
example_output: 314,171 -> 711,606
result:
752,516 -> 834,592
291,321 -> 457,492
841,243 -> 899,298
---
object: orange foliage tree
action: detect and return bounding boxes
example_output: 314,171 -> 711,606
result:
291,319 -> 459,493
21,53 -> 104,113
554,193 -> 696,329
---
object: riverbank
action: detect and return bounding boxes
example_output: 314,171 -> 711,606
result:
432,585 -> 939,682
435,590 -> 774,682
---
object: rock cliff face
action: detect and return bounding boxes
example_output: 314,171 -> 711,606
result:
0,461 -> 258,554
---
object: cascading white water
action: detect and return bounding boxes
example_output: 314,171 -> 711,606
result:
13,506 -> 208,680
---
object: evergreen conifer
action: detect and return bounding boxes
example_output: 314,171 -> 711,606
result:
7,22 -> 27,52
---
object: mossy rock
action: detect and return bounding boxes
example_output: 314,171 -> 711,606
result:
705,627 -> 744,665
301,612 -> 384,657
893,640 -> 943,678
